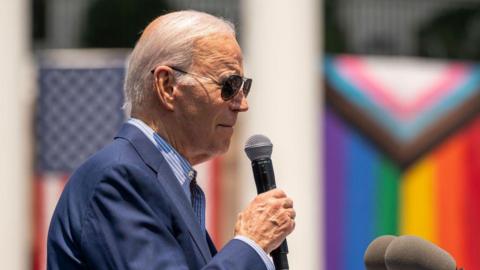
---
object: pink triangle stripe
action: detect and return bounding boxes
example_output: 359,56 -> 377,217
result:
337,55 -> 470,120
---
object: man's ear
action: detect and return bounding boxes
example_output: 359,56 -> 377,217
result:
152,66 -> 176,111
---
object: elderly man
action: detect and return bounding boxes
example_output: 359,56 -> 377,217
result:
47,10 -> 295,270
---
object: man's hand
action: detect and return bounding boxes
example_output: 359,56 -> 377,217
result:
234,188 -> 296,253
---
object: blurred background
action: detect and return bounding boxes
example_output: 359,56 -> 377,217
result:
1,0 -> 480,269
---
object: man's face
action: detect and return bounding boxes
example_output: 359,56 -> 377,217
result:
174,34 -> 248,164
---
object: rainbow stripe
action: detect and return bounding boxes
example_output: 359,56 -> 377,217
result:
324,108 -> 480,270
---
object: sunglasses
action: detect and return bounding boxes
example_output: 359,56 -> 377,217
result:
151,66 -> 252,101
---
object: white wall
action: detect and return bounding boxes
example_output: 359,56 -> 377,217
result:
0,0 -> 33,269
240,1 -> 323,269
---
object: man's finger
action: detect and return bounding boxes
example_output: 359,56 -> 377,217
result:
270,188 -> 286,198
282,198 -> 293,208
288,209 -> 296,220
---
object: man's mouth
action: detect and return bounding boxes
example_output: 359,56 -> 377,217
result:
218,124 -> 234,128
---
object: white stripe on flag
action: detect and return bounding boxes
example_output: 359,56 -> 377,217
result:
36,173 -> 67,270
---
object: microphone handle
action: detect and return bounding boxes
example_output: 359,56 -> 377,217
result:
252,158 -> 289,270
271,241 -> 289,270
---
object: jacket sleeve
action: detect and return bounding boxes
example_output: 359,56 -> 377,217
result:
206,239 -> 268,270
80,164 -> 266,270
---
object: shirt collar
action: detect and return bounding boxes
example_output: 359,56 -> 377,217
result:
127,118 -> 196,200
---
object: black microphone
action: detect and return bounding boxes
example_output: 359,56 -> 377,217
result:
364,235 -> 396,270
385,235 -> 462,270
244,134 -> 289,270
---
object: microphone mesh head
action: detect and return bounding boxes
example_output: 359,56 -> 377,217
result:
385,235 -> 456,270
364,235 -> 396,270
244,134 -> 273,161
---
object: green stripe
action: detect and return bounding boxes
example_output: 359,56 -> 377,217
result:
375,157 -> 400,236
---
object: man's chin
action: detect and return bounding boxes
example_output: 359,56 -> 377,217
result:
192,140 -> 231,165
214,135 -> 233,155
216,139 -> 231,155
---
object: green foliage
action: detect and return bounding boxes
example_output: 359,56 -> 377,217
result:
417,5 -> 480,60
83,0 -> 172,48
324,0 -> 347,53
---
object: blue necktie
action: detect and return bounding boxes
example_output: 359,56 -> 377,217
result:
189,172 -> 206,231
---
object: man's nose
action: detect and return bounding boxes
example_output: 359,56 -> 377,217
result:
229,88 -> 249,112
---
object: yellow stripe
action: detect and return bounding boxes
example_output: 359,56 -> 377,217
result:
399,156 -> 438,243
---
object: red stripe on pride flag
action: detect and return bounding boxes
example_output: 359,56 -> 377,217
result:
465,117 -> 480,270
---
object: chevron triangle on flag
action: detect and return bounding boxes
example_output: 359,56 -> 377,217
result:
325,54 -> 480,167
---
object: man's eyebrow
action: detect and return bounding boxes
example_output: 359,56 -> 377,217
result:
213,64 -> 239,75
218,70 -> 241,81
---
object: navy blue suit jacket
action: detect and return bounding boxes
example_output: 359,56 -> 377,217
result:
47,123 -> 266,270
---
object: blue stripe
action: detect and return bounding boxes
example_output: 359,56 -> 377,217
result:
344,130 -> 377,270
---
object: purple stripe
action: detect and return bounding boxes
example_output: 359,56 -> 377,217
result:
325,108 -> 346,270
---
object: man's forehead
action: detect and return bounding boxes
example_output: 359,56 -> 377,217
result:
192,34 -> 243,72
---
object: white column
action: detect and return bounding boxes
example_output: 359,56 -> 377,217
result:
0,0 -> 33,269
239,1 -> 323,269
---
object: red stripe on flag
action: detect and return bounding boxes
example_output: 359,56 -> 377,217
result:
33,175 -> 45,270
33,173 -> 70,270
209,157 -> 222,247
60,174 -> 69,192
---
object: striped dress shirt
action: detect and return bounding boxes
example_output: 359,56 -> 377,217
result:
127,118 -> 274,270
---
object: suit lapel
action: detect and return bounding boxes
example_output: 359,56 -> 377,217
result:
115,123 -> 212,263
206,231 -> 218,256
156,161 -> 212,262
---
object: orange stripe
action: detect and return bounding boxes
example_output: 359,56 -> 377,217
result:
435,131 -> 468,266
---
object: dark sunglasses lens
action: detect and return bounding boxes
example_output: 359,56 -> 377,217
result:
243,79 -> 252,97
221,75 -> 243,100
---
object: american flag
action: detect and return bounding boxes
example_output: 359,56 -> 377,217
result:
33,52 -> 222,270
33,63 -> 126,270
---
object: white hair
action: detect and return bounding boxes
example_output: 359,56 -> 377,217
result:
123,10 -> 236,116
